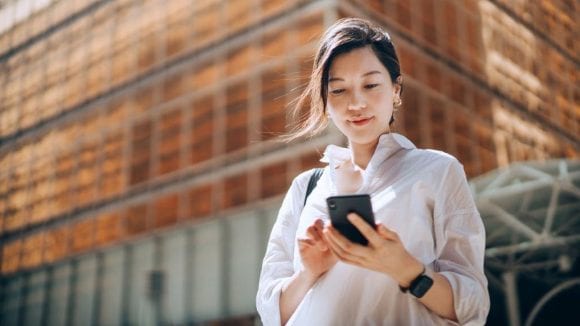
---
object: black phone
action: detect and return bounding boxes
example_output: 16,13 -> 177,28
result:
326,194 -> 376,246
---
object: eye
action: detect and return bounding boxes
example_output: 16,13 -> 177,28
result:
365,83 -> 379,89
330,89 -> 345,95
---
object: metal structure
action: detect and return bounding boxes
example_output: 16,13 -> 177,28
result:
471,159 -> 580,325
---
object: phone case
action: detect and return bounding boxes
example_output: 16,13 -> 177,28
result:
326,194 -> 375,245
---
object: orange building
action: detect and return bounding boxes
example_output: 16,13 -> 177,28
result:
0,0 -> 578,325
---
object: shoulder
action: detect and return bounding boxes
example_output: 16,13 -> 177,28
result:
293,168 -> 320,185
289,167 -> 326,196
399,148 -> 468,190
406,148 -> 463,170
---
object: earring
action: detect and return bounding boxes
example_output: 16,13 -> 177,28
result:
393,96 -> 402,107
393,76 -> 403,108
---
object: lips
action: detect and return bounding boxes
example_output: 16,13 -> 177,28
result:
349,116 -> 373,126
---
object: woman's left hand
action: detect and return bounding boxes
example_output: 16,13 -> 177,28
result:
323,213 -> 423,288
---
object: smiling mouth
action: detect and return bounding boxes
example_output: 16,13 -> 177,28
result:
349,117 -> 373,126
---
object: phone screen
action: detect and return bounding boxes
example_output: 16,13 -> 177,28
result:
326,194 -> 375,246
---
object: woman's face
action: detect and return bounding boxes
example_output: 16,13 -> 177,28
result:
326,46 -> 400,147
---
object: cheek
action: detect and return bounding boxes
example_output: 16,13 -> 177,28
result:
371,91 -> 392,103
326,100 -> 343,118
327,107 -> 339,122
326,97 -> 343,110
373,94 -> 395,113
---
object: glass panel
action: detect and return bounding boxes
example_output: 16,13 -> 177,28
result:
1,276 -> 23,325
99,248 -> 124,325
22,270 -> 46,326
72,255 -> 97,325
191,221 -> 222,321
227,213 -> 260,315
47,263 -> 71,326
127,239 -> 155,325
161,230 -> 187,324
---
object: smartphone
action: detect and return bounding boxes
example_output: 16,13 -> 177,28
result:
326,194 -> 376,246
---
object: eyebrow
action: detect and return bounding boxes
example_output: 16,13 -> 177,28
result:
328,70 -> 382,82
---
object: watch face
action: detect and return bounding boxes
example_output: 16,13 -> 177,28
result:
410,275 -> 434,298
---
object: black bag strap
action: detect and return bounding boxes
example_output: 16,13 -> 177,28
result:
304,168 -> 324,205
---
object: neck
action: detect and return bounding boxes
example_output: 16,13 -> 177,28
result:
349,138 -> 380,170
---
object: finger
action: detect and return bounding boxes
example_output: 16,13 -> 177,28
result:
314,218 -> 325,229
323,226 -> 367,260
315,232 -> 329,251
347,213 -> 383,246
312,219 -> 325,238
306,225 -> 321,242
307,219 -> 324,237
298,239 -> 321,260
323,228 -> 348,258
313,219 -> 329,250
324,229 -> 367,267
376,223 -> 399,241
306,224 -> 329,251
298,238 -> 315,247
313,229 -> 329,251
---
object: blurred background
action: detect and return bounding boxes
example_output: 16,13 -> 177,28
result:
0,0 -> 578,325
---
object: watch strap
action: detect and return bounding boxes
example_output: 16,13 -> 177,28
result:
399,265 -> 425,293
399,265 -> 434,298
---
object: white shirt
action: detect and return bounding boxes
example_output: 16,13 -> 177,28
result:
256,133 -> 489,326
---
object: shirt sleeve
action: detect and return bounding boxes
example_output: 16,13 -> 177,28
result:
432,159 -> 490,325
256,172 -> 308,326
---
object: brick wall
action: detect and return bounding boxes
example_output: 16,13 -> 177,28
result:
0,0 -> 578,275
339,0 -> 577,175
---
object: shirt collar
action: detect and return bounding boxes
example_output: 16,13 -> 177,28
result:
367,132 -> 415,172
321,133 -> 415,165
320,133 -> 416,192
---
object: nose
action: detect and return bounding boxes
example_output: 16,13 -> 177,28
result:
347,91 -> 366,111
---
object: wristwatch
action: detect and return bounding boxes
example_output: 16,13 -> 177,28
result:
399,266 -> 434,298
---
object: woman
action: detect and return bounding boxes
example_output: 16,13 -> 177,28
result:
256,18 -> 489,325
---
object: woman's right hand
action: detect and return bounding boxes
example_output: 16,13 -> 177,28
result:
280,219 -> 337,325
298,219 -> 338,280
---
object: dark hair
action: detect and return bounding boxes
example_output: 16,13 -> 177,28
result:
284,18 -> 403,141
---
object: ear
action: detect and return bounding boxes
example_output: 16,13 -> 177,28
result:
392,84 -> 401,98
392,76 -> 403,97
